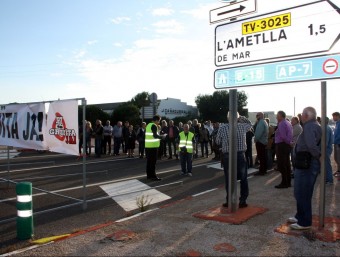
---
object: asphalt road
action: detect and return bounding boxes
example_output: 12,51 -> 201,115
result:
0,148 -> 226,248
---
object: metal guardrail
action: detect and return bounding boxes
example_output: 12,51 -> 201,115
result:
0,179 -> 183,225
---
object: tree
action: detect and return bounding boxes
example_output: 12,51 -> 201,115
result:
195,90 -> 248,122
130,91 -> 150,108
111,102 -> 140,125
78,105 -> 110,126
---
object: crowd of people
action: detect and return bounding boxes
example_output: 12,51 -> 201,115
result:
79,109 -> 340,230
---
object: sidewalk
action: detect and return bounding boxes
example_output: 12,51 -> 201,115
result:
6,170 -> 339,257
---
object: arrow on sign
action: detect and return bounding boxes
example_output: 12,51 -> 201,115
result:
218,5 -> 246,16
210,0 -> 257,24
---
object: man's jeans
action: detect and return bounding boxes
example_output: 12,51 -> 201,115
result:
326,152 -> 333,183
222,152 -> 249,204
180,152 -> 193,174
294,159 -> 319,227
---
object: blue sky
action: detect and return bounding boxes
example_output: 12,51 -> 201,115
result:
1,0 -> 339,117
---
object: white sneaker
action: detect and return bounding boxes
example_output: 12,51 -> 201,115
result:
187,173 -> 193,177
287,217 -> 298,223
290,223 -> 311,230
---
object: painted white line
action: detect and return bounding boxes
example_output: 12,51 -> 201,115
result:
100,179 -> 171,212
115,208 -> 159,223
0,156 -> 149,174
0,162 -> 211,203
192,188 -> 218,197
0,242 -> 54,257
207,163 -> 223,170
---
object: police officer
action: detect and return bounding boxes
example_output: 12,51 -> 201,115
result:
145,115 -> 165,181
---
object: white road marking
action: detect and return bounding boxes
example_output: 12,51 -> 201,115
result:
192,188 -> 218,197
0,150 -> 20,160
0,162 -> 217,203
100,179 -> 171,212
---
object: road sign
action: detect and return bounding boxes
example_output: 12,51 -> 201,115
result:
215,0 -> 340,67
214,53 -> 340,89
323,58 -> 338,74
210,0 -> 257,24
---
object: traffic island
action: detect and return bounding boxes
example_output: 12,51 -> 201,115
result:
192,205 -> 268,224
274,216 -> 340,242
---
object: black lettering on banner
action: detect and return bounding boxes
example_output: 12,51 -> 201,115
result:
23,112 -> 30,140
29,114 -> 38,141
37,112 -> 44,141
11,113 -> 19,139
0,113 -> 5,137
5,113 -> 12,138
23,112 -> 43,141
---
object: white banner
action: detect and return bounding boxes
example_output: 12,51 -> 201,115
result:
0,103 -> 48,150
45,100 -> 79,156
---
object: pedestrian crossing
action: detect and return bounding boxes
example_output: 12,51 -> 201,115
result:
0,150 -> 20,160
207,162 -> 258,175
100,179 -> 171,212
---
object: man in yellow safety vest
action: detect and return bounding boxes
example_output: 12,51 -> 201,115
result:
176,124 -> 196,176
145,115 -> 165,181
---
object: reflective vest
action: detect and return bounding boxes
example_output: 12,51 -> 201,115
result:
145,123 -> 160,148
178,131 -> 194,153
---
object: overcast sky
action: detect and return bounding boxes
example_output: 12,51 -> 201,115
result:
1,0 -> 339,117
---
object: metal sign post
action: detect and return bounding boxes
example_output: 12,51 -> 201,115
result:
319,81 -> 327,228
82,98 -> 87,211
228,89 -> 238,212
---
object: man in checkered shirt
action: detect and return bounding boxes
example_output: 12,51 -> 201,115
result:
216,113 -> 252,208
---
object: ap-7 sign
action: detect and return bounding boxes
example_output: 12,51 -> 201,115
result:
215,0 -> 340,67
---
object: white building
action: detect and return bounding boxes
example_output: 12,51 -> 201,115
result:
141,98 -> 197,120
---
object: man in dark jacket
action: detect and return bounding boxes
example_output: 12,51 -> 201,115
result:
167,120 -> 179,160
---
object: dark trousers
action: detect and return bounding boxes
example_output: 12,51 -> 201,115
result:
180,152 -> 193,174
103,135 -> 112,154
256,142 -> 267,173
146,148 -> 158,178
167,138 -> 177,157
139,140 -> 145,157
95,137 -> 102,157
222,152 -> 249,204
245,145 -> 253,168
114,137 -> 122,155
276,142 -> 292,186
79,138 -> 83,154
200,141 -> 208,157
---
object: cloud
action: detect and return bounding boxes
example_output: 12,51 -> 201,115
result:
70,35 -> 215,105
73,49 -> 87,59
111,16 -> 131,24
152,19 -> 184,34
181,3 -> 219,20
87,40 -> 98,45
113,42 -> 123,47
152,8 -> 174,16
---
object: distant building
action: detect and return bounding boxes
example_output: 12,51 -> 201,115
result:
89,98 -> 198,120
90,102 -> 124,115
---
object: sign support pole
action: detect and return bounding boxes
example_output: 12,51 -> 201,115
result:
82,98 -> 87,211
228,89 -> 238,212
319,81 -> 327,228
7,146 -> 10,188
